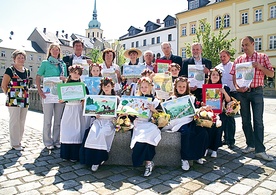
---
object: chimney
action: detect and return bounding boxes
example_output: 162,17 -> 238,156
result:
65,34 -> 68,39
156,19 -> 160,24
43,28 -> 46,34
56,31 -> 59,37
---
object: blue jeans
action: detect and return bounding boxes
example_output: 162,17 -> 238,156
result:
238,88 -> 265,153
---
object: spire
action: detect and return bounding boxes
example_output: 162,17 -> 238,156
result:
88,0 -> 101,29
93,0 -> 97,20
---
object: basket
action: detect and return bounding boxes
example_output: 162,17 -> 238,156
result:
114,115 -> 133,132
151,112 -> 170,128
194,106 -> 215,128
224,97 -> 240,116
195,118 -> 213,128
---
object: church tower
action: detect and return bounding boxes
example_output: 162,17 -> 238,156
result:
86,0 -> 103,39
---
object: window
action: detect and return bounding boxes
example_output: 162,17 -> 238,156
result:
181,26 -> 187,36
189,0 -> 199,10
255,9 -> 262,22
1,51 -> 5,57
38,56 -> 42,61
97,32 -> 99,37
122,44 -> 126,49
191,24 -> 196,34
131,42 -> 134,47
87,33 -> 90,38
270,5 -> 276,19
29,66 -> 33,72
146,25 -> 153,32
92,32 -> 95,37
136,41 -> 139,47
181,48 -> 186,58
168,34 -> 172,41
224,14 -> 230,27
269,35 -> 276,49
29,54 -> 33,61
143,39 -> 147,46
241,12 -> 248,24
157,36 -> 160,44
200,24 -> 204,32
1,65 -> 5,69
254,37 -> 262,51
215,16 -> 221,29
151,37 -> 155,45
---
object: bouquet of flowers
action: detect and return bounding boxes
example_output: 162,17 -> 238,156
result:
224,97 -> 240,116
121,84 -> 132,96
194,106 -> 221,128
151,112 -> 170,128
113,115 -> 133,132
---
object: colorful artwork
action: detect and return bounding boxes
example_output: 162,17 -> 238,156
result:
122,65 -> 145,78
43,77 -> 62,103
117,96 -> 152,118
236,62 -> 254,88
161,95 -> 195,120
155,59 -> 171,73
72,60 -> 89,81
83,95 -> 117,117
102,70 -> 118,83
202,84 -> 223,113
153,73 -> 173,100
188,65 -> 205,88
57,82 -> 86,101
84,77 -> 102,95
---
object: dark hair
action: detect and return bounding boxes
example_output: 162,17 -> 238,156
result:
102,48 -> 116,61
89,63 -> 102,77
73,39 -> 84,47
207,68 -> 222,84
168,63 -> 181,71
173,77 -> 190,97
244,36 -> 254,43
141,69 -> 154,76
66,64 -> 83,82
219,49 -> 231,57
98,77 -> 115,95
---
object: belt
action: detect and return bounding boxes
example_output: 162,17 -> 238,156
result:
247,86 -> 263,92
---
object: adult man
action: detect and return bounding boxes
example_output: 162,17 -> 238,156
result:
160,42 -> 182,67
181,42 -> 212,101
142,50 -> 155,72
63,39 -> 92,73
230,36 -> 274,161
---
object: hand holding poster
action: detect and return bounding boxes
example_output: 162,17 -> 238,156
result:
235,62 -> 254,88
57,82 -> 86,101
202,84 -> 223,113
188,65 -> 205,88
43,77 -> 62,103
84,77 -> 102,95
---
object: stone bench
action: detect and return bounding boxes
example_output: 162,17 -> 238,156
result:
106,131 -> 181,166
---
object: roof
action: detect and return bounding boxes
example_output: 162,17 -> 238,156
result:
71,34 -> 95,49
0,38 -> 42,53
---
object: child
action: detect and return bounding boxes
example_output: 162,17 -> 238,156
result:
204,68 -> 231,158
162,77 -> 209,171
131,77 -> 161,177
60,65 -> 88,162
129,69 -> 155,96
89,63 -> 102,77
79,77 -> 117,171
168,63 -> 181,82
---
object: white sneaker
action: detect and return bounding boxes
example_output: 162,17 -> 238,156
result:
181,160 -> 190,171
196,158 -> 204,164
91,165 -> 99,172
55,144 -> 61,148
211,151 -> 217,158
144,161 -> 154,177
46,146 -> 54,150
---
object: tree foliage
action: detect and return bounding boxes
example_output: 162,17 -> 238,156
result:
185,19 -> 236,67
87,48 -> 103,64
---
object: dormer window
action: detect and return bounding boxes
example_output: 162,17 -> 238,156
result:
189,0 -> 199,10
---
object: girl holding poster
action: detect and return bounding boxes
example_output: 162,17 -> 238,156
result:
59,65 -> 88,162
204,68 -> 231,158
131,77 -> 161,177
80,77 -> 117,172
162,77 -> 209,171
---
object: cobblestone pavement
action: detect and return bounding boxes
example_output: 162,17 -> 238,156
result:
0,94 -> 276,195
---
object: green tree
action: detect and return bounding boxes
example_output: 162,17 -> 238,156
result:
87,48 -> 104,64
185,19 -> 236,67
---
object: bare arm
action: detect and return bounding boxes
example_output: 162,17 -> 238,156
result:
36,75 -> 46,99
1,74 -> 11,94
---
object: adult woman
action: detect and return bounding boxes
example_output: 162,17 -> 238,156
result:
36,43 -> 67,150
1,50 -> 30,151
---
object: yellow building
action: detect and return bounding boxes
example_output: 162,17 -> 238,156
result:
176,0 -> 276,95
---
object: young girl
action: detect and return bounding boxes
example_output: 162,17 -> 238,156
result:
79,77 -> 117,171
163,77 -> 209,171
168,63 -> 181,82
89,63 -> 102,77
60,65 -> 88,162
131,77 -> 161,177
205,68 -> 231,158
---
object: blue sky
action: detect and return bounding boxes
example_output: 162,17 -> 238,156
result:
0,0 -> 188,42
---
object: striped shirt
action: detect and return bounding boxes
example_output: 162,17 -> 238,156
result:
230,51 -> 273,88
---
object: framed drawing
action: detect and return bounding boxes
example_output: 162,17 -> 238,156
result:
152,73 -> 173,100
188,65 -> 205,88
161,95 -> 195,120
102,70 -> 118,84
122,65 -> 145,78
57,82 -> 86,101
202,84 -> 223,113
84,77 -> 102,95
235,62 -> 254,88
83,95 -> 117,117
155,59 -> 171,73
43,77 -> 62,104
72,60 -> 89,81
117,96 -> 152,118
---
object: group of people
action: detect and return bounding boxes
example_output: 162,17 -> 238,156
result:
1,36 -> 274,177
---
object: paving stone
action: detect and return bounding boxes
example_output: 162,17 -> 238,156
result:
204,182 -> 229,194
57,190 -> 81,195
136,189 -> 158,195
17,181 -> 42,192
59,172 -> 79,180
0,187 -> 18,195
168,187 -> 190,195
77,183 -> 96,193
0,179 -> 22,187
22,175 -> 43,182
107,173 -> 127,182
182,181 -> 202,191
114,188 -> 137,195
17,190 -> 40,195
201,172 -> 221,181
39,185 -> 59,195
147,178 -> 163,185
260,180 -> 276,190
162,179 -> 182,189
94,186 -> 118,194
152,184 -> 171,194
92,170 -> 113,179
55,180 -> 80,190
131,182 -> 153,191
269,174 -> 276,182
228,183 -> 252,194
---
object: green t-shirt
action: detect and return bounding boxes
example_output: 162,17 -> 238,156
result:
37,60 -> 67,77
